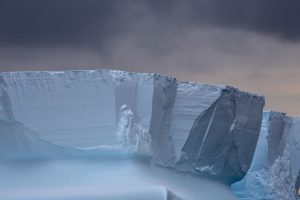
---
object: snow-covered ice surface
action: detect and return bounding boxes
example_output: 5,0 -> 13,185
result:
0,69 -> 267,199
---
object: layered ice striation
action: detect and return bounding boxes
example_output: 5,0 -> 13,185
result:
232,111 -> 300,200
0,69 -> 264,183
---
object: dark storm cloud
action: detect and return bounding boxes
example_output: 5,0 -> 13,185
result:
185,0 -> 300,40
0,0 -> 118,48
0,0 -> 300,49
1,0 -> 300,116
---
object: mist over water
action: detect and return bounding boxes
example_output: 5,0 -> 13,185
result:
0,158 -> 237,200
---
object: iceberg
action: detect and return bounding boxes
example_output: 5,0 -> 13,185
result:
0,69 -> 265,184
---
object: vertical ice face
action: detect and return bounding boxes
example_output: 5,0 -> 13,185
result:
149,75 -> 177,166
287,118 -> 300,181
0,69 -> 265,184
1,70 -> 177,158
174,87 -> 264,184
249,112 -> 270,172
169,82 -> 225,162
0,75 -> 14,121
115,104 -> 152,154
267,112 -> 287,166
232,111 -> 300,200
2,70 -> 117,147
110,70 -> 154,154
0,74 -> 80,160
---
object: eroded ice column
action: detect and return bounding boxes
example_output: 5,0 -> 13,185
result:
149,74 -> 177,166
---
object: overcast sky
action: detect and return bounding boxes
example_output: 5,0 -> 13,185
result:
0,0 -> 300,115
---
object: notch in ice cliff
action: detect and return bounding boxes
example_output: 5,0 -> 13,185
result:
0,69 -> 265,184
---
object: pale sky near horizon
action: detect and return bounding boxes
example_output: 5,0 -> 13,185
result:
0,0 -> 300,115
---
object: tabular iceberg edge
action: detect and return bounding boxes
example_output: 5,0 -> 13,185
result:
0,69 -> 265,185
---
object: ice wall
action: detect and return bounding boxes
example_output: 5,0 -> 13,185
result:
0,69 -> 265,184
174,86 -> 264,184
288,117 -> 300,184
0,76 -> 14,121
2,71 -> 117,147
170,82 -> 225,162
149,75 -> 177,166
0,74 -> 81,160
0,70 -> 178,161
232,111 -> 300,200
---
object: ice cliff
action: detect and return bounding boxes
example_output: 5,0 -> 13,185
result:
0,69 -> 265,184
232,111 -> 300,200
175,85 -> 264,183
